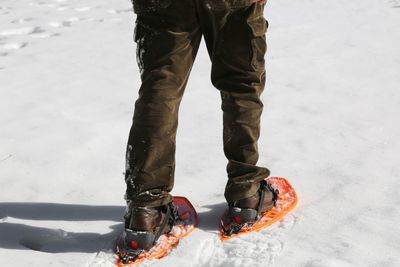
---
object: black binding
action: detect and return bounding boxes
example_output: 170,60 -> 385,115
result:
222,180 -> 279,236
120,201 -> 178,264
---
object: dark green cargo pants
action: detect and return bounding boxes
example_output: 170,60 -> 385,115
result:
125,0 -> 271,207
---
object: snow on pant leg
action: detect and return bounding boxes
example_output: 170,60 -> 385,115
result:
125,0 -> 202,208
198,0 -> 271,203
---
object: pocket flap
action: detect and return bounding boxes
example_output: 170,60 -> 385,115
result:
247,16 -> 268,36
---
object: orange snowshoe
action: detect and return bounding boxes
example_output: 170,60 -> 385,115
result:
220,177 -> 298,241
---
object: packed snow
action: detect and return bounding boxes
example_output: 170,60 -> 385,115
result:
1,0 -> 400,266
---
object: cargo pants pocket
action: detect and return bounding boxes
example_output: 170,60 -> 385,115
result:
247,15 -> 268,70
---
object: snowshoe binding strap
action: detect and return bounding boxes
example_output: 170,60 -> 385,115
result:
120,202 -> 177,264
222,206 -> 259,236
221,180 -> 279,236
259,180 -> 280,209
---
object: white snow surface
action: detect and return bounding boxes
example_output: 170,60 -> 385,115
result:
1,0 -> 400,266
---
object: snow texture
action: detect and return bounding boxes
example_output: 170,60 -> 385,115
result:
1,0 -> 400,266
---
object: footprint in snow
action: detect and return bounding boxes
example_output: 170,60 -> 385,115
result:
11,18 -> 34,24
31,32 -> 60,38
1,26 -> 56,40
0,25 -> 57,40
0,42 -> 28,50
0,26 -> 43,36
48,21 -> 72,28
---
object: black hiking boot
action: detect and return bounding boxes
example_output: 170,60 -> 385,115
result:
119,201 -> 178,264
221,179 -> 279,236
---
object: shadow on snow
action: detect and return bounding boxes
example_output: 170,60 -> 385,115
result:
0,202 -> 228,253
0,202 -> 124,253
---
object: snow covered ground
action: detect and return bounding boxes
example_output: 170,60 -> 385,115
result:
1,0 -> 400,266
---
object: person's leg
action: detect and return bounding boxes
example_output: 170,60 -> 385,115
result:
125,0 -> 202,208
197,0 -> 270,203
